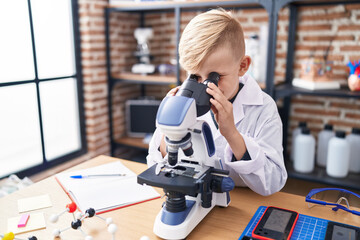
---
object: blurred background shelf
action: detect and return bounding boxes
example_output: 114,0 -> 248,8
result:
112,72 -> 177,85
105,0 -> 279,158
108,0 -> 265,12
105,0 -> 360,190
285,160 -> 360,190
275,84 -> 360,100
114,136 -> 149,150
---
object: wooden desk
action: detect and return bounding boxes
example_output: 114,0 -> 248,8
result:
1,155 -> 359,240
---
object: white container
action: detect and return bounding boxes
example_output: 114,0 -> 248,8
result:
291,122 -> 307,161
294,128 -> 315,173
326,131 -> 350,178
316,124 -> 335,167
245,34 -> 260,82
346,128 -> 360,173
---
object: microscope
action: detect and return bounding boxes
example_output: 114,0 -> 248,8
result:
138,72 -> 235,240
131,27 -> 155,75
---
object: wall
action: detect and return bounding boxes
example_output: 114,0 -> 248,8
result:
76,1 -> 360,161
78,0 -> 111,158
30,0 -> 112,181
287,4 -> 360,156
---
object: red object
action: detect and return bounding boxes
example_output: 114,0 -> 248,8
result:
354,67 -> 360,77
252,206 -> 299,240
66,202 -> 77,213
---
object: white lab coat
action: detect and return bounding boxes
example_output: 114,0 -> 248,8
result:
146,74 -> 287,196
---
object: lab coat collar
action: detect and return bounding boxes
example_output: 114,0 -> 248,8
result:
232,74 -> 264,125
212,74 -> 264,140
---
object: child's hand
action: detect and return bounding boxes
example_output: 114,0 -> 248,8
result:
166,86 -> 180,97
206,82 -> 237,138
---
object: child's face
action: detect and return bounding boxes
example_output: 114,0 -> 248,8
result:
188,45 -> 244,100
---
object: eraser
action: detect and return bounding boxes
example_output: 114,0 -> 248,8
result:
18,214 -> 30,228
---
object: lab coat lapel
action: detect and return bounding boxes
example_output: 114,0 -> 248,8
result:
212,87 -> 246,140
213,106 -> 244,140
229,75 -> 264,132
233,99 -> 245,125
213,75 -> 263,140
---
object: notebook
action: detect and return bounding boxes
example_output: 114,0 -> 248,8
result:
55,161 -> 160,214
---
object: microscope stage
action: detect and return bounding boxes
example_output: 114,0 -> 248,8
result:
137,164 -> 211,196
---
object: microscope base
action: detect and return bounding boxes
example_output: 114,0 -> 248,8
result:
154,192 -> 230,239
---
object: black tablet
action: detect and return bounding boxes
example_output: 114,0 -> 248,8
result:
325,221 -> 360,240
252,206 -> 299,240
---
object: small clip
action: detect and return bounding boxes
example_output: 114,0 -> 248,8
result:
155,163 -> 165,175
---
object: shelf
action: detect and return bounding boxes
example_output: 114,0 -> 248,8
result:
112,72 -> 177,85
114,136 -> 149,150
285,0 -> 360,7
285,160 -> 360,191
275,83 -> 360,100
108,0 -> 265,12
106,1 -> 360,191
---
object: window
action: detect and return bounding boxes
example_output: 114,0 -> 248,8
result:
0,0 -> 86,178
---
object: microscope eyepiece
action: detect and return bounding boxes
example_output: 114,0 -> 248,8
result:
189,74 -> 198,82
203,72 -> 220,87
175,72 -> 220,117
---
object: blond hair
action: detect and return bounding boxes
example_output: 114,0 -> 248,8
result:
179,8 -> 245,72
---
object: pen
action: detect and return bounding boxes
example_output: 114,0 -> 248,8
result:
70,174 -> 126,179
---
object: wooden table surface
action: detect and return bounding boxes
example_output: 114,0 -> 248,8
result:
1,155 -> 359,240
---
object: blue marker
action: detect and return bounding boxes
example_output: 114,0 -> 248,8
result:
70,174 -> 126,179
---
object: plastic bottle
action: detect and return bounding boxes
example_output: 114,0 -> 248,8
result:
291,121 -> 307,161
294,127 -> 315,173
258,25 -> 268,84
316,124 -> 335,167
245,34 -> 260,82
326,131 -> 350,178
346,128 -> 360,173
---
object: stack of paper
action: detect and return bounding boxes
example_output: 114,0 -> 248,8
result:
8,212 -> 46,234
292,78 -> 340,90
55,161 -> 160,214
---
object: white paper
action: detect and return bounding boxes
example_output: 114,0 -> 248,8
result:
55,161 -> 160,213
8,212 -> 46,234
18,194 -> 52,213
